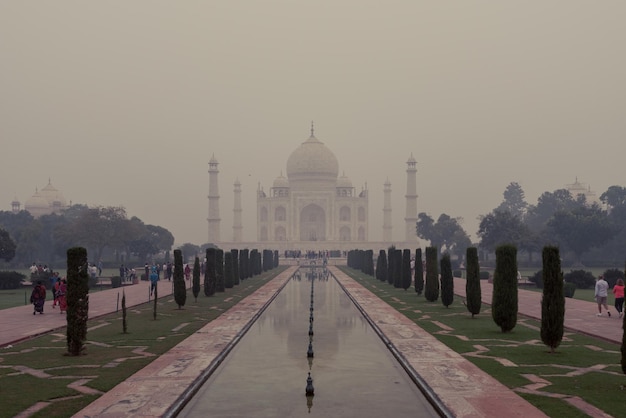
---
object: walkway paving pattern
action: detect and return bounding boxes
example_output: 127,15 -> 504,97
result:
0,271 -> 622,417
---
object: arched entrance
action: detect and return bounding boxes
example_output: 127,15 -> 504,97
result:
300,204 -> 326,241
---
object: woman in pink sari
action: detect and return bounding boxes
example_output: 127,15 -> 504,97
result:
56,278 -> 67,313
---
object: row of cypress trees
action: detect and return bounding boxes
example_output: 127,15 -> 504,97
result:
353,244 -> 625,362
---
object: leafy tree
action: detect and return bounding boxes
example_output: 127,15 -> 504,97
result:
66,247 -> 89,356
525,189 -> 578,233
478,210 -> 531,252
57,206 -> 130,263
376,250 -> 387,282
173,249 -> 186,309
401,249 -> 412,290
465,247 -> 481,318
440,253 -> 454,307
424,247 -> 439,302
179,243 -> 201,264
492,244 -> 518,333
414,248 -> 424,295
600,185 -> 626,210
224,251 -> 234,289
541,246 -> 564,353
416,213 -> 471,256
192,256 -> 201,301
0,228 -> 16,262
204,248 -> 216,296
548,205 -> 617,264
495,182 -> 528,219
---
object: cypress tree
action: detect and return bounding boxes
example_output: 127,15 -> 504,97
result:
393,249 -> 402,288
274,250 -> 279,268
414,248 -> 424,295
424,247 -> 439,302
365,250 -> 375,276
401,249 -> 412,290
224,251 -> 234,289
465,247 -> 481,318
376,250 -> 387,282
492,244 -> 518,333
173,249 -> 186,308
240,249 -> 249,280
122,289 -> 127,334
66,247 -> 89,356
440,253 -> 454,307
387,246 -> 395,285
205,248 -> 216,296
215,249 -> 225,292
541,246 -> 564,353
231,249 -> 240,286
192,256 -> 200,301
153,280 -> 158,320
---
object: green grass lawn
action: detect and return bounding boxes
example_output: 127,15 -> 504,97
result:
340,266 -> 625,418
0,267 -> 286,418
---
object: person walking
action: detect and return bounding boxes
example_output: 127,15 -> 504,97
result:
30,281 -> 47,315
612,278 -> 624,319
149,265 -> 159,296
595,275 -> 611,317
57,278 -> 67,314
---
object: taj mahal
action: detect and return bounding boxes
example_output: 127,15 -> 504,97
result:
208,125 -> 420,254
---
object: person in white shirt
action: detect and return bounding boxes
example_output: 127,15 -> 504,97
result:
594,275 -> 611,317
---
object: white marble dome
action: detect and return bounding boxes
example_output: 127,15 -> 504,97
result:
286,132 -> 339,183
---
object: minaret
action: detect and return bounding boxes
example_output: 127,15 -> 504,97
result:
382,178 -> 392,242
404,154 -> 418,243
233,178 -> 243,242
207,154 -> 221,243
11,196 -> 20,214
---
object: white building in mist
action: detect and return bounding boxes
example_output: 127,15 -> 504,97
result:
207,125 -> 420,253
11,179 -> 70,218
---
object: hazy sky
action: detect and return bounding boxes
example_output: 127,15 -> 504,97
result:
1,2 -> 624,246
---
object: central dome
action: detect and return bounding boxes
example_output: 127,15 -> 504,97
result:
286,131 -> 339,183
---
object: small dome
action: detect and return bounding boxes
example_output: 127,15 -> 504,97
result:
25,189 -> 49,209
336,173 -> 352,188
273,172 -> 289,188
40,180 -> 67,207
286,131 -> 339,184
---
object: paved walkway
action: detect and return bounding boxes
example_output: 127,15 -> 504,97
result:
1,272 -> 622,417
0,280 -> 174,348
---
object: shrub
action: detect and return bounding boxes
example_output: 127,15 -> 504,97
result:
88,276 -> 98,289
0,271 -> 25,289
479,271 -> 490,280
453,269 -> 462,278
563,270 -> 595,289
529,270 -> 543,289
563,282 -> 576,298
110,276 -> 122,288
